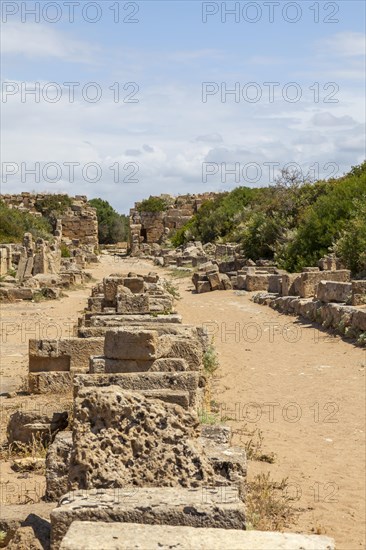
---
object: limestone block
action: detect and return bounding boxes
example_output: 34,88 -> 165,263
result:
116,292 -> 150,314
67,387 -> 214,491
7,408 -> 68,445
299,270 -> 351,298
103,277 -> 124,302
197,281 -> 211,293
59,522 -> 334,550
352,280 -> 366,306
52,486 -> 245,549
316,281 -> 352,303
123,276 -> 144,293
29,372 -> 73,394
282,273 -> 301,296
208,272 -> 221,291
245,274 -> 269,292
268,274 -> 282,294
46,431 -> 73,501
104,329 -> 158,360
74,372 -> 201,408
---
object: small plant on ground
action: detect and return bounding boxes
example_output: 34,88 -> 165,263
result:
198,409 -> 220,425
246,472 -> 296,531
163,279 -> 181,300
168,268 -> 192,279
203,344 -> 219,376
236,425 -> 276,463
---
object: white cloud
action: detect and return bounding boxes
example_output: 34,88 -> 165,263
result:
311,112 -> 356,126
1,23 -> 98,63
320,32 -> 366,57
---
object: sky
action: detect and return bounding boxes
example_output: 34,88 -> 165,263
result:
1,0 -> 365,213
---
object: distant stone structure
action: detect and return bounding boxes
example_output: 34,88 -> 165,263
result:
1,193 -> 98,251
129,193 -> 220,255
0,193 -> 99,299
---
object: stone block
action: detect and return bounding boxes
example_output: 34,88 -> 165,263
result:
7,408 -> 68,445
51,486 -> 245,549
29,372 -> 73,394
282,273 -> 301,296
116,292 -> 150,314
103,277 -> 124,302
219,273 -> 232,290
46,431 -> 72,501
29,338 -> 104,373
268,274 -> 282,294
352,280 -> 366,306
59,522 -> 335,550
245,274 -> 269,292
197,281 -> 211,293
123,276 -> 144,293
208,272 -> 221,291
67,388 -> 214,492
74,372 -> 201,408
299,270 -> 351,298
104,329 -> 158,360
316,281 -> 352,303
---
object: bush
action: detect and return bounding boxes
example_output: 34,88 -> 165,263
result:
35,194 -> 72,226
137,196 -> 168,213
89,198 -> 129,244
333,198 -> 366,274
0,200 -> 53,243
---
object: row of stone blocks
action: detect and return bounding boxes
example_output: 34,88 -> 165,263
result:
253,293 -> 366,345
20,271 -> 335,548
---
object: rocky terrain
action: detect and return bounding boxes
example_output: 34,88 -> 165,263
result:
0,192 -> 365,549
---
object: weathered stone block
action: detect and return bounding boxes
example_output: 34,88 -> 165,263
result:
352,280 -> 366,306
7,408 -> 68,445
68,387 -> 214,492
59,522 -> 335,550
104,329 -> 158,360
116,292 -> 150,314
51,486 -> 245,549
245,274 -> 269,292
197,281 -> 211,293
46,431 -> 72,501
299,270 -> 351,298
123,276 -> 144,293
316,281 -> 352,303
74,372 -> 201,408
29,372 -> 73,394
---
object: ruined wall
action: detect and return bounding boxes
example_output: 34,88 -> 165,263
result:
129,193 -> 220,255
1,193 -> 98,250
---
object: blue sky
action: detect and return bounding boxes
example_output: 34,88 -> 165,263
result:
1,0 -> 365,212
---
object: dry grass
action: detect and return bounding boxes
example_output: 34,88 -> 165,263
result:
236,425 -> 276,464
0,434 -> 49,474
246,473 -> 297,531
167,268 -> 192,279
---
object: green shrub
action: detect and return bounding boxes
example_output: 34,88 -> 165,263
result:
137,196 -> 168,213
60,243 -> 71,258
89,198 -> 129,244
0,200 -> 52,243
35,194 -> 72,226
333,198 -> 366,274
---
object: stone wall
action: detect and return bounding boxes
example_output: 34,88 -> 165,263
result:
129,193 -> 220,255
0,193 -> 98,251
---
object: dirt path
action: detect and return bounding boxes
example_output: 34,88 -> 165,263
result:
1,257 -> 364,548
173,275 -> 365,550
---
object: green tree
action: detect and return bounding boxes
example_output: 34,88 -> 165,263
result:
89,198 -> 129,244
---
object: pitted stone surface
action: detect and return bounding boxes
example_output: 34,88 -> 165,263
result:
68,387 -> 215,491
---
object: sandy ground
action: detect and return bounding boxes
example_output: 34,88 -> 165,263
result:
0,255 -> 365,549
